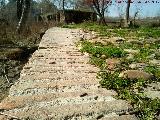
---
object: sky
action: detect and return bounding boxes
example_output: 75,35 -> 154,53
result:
32,0 -> 160,18
107,0 -> 160,18
5,0 -> 159,18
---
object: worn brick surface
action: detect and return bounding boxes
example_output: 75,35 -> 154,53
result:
0,28 -> 137,120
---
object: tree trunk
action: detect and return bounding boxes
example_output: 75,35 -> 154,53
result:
62,0 -> 65,11
125,0 -> 131,27
16,0 -> 31,33
61,0 -> 66,23
93,0 -> 106,25
101,10 -> 107,25
133,11 -> 138,26
17,0 -> 23,21
99,14 -> 106,25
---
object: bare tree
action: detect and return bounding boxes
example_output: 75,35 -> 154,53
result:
125,0 -> 131,27
62,0 -> 65,11
133,7 -> 140,26
16,0 -> 31,33
17,0 -> 23,20
85,0 -> 111,24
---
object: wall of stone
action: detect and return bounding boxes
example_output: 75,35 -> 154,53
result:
59,10 -> 97,24
35,10 -> 97,24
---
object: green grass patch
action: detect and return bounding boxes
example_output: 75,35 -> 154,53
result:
89,56 -> 105,68
80,41 -> 126,58
144,66 -> 160,80
134,48 -> 154,63
63,22 -> 160,39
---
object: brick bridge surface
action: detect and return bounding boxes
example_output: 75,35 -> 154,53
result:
0,28 -> 137,120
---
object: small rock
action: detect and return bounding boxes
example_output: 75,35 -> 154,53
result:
156,114 -> 160,120
144,38 -> 158,44
109,37 -> 125,43
149,59 -> 160,66
129,63 -> 148,70
98,37 -> 125,45
124,49 -> 140,54
126,54 -> 134,60
155,52 -> 160,60
77,44 -> 82,50
147,54 -> 155,59
145,90 -> 160,99
106,58 -> 120,70
127,39 -> 143,45
154,39 -> 160,44
83,52 -> 89,56
101,54 -> 107,59
150,83 -> 160,91
119,70 -> 153,80
129,64 -> 137,69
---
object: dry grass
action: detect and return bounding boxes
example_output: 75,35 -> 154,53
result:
0,20 -> 57,101
0,20 -> 57,47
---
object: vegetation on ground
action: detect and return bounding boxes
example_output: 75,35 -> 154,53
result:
63,22 -> 160,39
80,41 -> 126,58
71,22 -> 160,120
